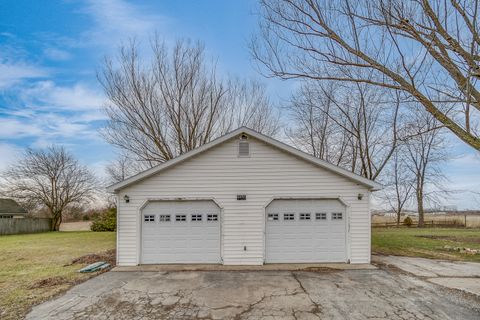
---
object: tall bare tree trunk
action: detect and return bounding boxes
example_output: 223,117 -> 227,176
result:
416,186 -> 425,228
51,211 -> 62,231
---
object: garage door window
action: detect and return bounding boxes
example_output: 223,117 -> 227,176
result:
299,213 -> 311,220
267,213 -> 279,221
316,212 -> 327,220
207,214 -> 218,221
191,214 -> 203,221
175,214 -> 187,222
284,213 -> 295,221
159,215 -> 170,222
144,215 -> 155,222
332,212 -> 343,220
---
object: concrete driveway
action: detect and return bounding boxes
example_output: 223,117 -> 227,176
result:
28,267 -> 480,319
373,255 -> 480,297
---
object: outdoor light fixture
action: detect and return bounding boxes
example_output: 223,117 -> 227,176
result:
123,195 -> 130,203
357,193 -> 364,200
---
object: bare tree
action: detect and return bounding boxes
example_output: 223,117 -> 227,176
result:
219,78 -> 281,136
106,155 -> 131,184
404,112 -> 449,227
379,148 -> 415,226
287,82 -> 352,166
252,0 -> 480,150
1,146 -> 96,231
100,39 -> 280,166
287,80 -> 406,180
105,153 -> 147,184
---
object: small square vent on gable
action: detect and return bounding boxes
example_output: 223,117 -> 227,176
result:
238,133 -> 250,157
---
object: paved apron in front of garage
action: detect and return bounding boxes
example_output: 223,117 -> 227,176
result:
27,269 -> 480,320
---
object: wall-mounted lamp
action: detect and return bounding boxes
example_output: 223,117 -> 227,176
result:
123,195 -> 130,203
357,193 -> 364,200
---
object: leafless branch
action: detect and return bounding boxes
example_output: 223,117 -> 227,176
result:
252,0 -> 480,150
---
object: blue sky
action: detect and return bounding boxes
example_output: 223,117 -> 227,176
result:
0,0 -> 479,208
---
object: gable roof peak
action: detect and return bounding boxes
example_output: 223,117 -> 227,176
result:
107,127 -> 382,193
0,198 -> 27,214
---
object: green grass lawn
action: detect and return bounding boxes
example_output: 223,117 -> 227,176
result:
372,227 -> 480,262
0,232 -> 115,320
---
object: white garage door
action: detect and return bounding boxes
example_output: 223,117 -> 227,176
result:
141,200 -> 221,264
265,199 -> 347,263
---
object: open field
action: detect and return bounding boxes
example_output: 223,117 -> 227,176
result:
0,232 -> 115,320
372,227 -> 480,262
372,214 -> 480,228
59,221 -> 92,231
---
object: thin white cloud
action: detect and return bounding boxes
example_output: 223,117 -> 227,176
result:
76,110 -> 108,122
20,80 -> 106,112
80,0 -> 167,47
450,152 -> 480,166
43,47 -> 72,61
0,111 -> 102,146
0,62 -> 48,88
0,118 -> 43,138
0,32 -> 15,38
0,143 -> 22,171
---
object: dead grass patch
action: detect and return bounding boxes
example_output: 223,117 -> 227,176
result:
304,267 -> 339,273
67,249 -> 116,266
29,276 -> 72,289
415,234 -> 480,244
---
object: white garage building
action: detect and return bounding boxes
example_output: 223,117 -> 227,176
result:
108,127 -> 381,266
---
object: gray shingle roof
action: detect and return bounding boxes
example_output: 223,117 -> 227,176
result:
0,199 -> 27,214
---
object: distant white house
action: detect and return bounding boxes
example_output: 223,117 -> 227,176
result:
0,199 -> 27,219
441,205 -> 458,211
108,127 -> 381,266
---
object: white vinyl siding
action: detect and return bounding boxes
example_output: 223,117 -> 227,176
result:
116,136 -> 371,266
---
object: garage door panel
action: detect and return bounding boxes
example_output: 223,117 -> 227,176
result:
141,200 -> 221,264
266,199 -> 346,263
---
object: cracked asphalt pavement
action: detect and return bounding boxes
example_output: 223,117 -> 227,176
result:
27,268 -> 480,320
